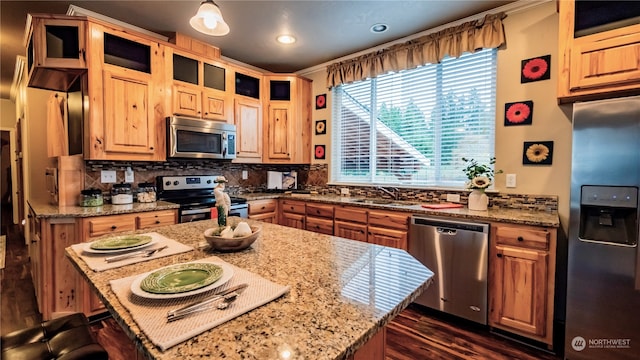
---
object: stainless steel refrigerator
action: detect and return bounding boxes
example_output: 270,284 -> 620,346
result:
566,96 -> 640,359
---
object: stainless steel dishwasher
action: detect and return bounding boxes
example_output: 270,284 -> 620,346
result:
409,215 -> 489,324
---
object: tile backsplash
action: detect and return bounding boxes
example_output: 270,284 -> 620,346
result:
84,161 -> 556,212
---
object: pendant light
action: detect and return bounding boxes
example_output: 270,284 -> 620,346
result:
190,0 -> 230,36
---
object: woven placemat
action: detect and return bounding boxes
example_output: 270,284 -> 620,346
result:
71,232 -> 194,272
110,256 -> 290,351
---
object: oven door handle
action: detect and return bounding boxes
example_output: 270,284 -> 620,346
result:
181,207 -> 212,215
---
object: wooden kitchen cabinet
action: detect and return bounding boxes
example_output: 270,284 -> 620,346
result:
102,66 -> 158,156
234,97 -> 263,162
85,21 -> 166,161
248,199 -> 278,223
558,0 -> 640,103
80,209 -> 177,316
168,32 -> 221,60
29,216 -> 83,320
170,49 -> 232,122
27,207 -> 43,312
489,223 -> 556,346
306,203 -> 334,235
263,75 -> 312,164
368,210 -> 409,250
334,206 -> 368,242
279,199 -> 306,229
135,210 -> 178,229
25,15 -> 88,92
29,209 -> 177,320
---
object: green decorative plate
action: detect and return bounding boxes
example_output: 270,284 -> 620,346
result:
89,235 -> 153,251
139,263 -> 224,294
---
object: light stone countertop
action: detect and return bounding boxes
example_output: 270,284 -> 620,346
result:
240,193 -> 561,228
29,192 -> 559,228
66,219 -> 434,360
29,200 -> 180,218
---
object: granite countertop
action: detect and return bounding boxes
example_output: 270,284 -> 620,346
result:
30,192 -> 559,228
240,193 -> 561,228
66,219 -> 433,360
28,200 -> 180,218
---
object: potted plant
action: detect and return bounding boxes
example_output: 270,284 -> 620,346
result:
462,157 -> 502,211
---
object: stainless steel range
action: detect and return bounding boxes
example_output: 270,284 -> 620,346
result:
156,175 -> 248,223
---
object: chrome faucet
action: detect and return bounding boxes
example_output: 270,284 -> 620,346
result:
376,186 -> 399,200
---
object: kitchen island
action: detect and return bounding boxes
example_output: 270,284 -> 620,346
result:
65,219 -> 433,359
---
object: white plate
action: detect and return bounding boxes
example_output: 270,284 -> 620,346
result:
130,261 -> 234,300
83,237 -> 159,254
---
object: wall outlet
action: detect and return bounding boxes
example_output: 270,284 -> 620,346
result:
340,188 -> 350,196
506,173 -> 517,188
242,170 -> 248,180
125,167 -> 134,183
446,193 -> 460,203
101,170 -> 117,183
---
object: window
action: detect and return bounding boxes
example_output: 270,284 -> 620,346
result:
331,48 -> 497,188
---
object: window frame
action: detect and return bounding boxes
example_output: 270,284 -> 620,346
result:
330,48 -> 498,190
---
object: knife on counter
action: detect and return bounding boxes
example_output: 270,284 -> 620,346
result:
167,283 -> 248,321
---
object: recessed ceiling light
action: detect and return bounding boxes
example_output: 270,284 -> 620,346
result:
370,23 -> 388,33
277,34 -> 296,44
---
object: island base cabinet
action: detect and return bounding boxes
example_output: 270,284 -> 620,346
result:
32,217 -> 83,320
31,209 -> 177,320
350,328 -> 386,360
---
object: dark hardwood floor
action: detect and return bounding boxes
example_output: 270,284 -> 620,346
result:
1,216 -> 561,360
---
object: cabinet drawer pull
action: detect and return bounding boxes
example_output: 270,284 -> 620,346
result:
517,236 -> 524,242
155,220 -> 160,224
111,225 -> 117,230
497,253 -> 503,258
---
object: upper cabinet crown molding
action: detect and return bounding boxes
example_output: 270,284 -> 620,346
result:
558,0 -> 640,103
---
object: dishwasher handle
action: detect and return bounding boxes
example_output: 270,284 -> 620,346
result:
437,227 -> 458,235
411,216 -> 489,234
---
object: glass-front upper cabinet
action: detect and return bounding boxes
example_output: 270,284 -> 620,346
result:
25,15 -> 87,91
171,49 -> 230,121
103,33 -> 151,73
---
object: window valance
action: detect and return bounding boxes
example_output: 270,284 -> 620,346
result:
326,12 -> 506,88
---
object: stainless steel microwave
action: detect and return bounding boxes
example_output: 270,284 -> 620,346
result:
167,116 -> 236,160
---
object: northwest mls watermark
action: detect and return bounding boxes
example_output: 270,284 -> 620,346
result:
571,336 -> 632,351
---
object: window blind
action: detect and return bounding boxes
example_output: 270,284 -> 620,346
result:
331,48 -> 497,188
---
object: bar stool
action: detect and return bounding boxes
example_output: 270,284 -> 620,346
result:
1,313 -> 108,360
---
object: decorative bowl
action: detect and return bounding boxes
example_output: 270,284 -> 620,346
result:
203,225 -> 261,252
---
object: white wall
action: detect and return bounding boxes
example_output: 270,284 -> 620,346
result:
304,1 -> 571,231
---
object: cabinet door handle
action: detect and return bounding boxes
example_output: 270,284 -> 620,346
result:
497,253 -> 503,258
111,225 -> 117,230
517,236 -> 524,242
